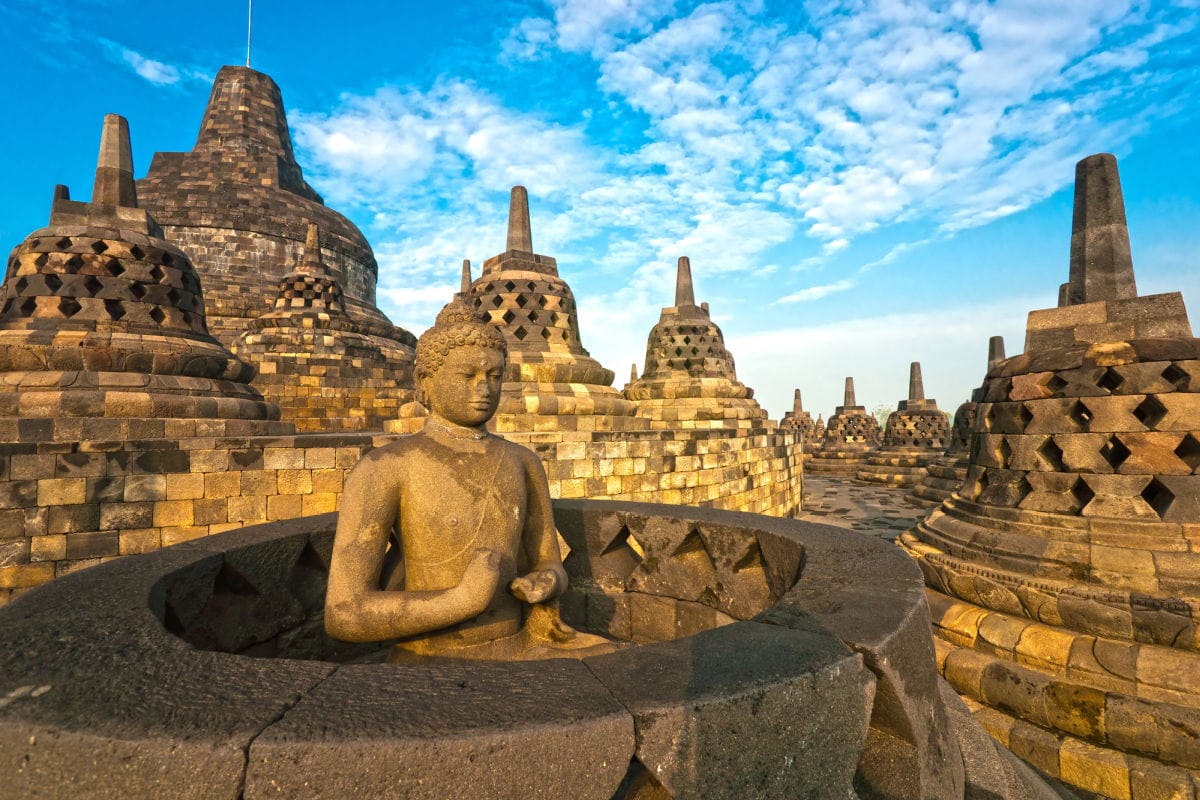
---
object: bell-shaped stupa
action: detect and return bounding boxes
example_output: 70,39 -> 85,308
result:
462,187 -> 643,434
779,388 -> 818,458
910,337 -> 1005,506
625,257 -> 767,430
0,115 -> 287,442
857,362 -> 949,486
232,223 -> 415,431
900,153 -> 1200,797
807,378 -> 881,475
137,65 -> 414,356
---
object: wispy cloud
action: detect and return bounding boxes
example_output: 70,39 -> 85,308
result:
99,39 -> 211,87
776,279 -> 856,304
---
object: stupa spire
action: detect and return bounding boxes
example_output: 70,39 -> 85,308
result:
987,335 -> 1006,371
506,186 -> 533,253
793,389 -> 803,415
908,362 -> 925,402
675,256 -> 696,307
631,363 -> 638,382
844,377 -> 856,407
296,223 -> 324,276
460,259 -> 472,294
1064,153 -> 1136,305
92,114 -> 138,208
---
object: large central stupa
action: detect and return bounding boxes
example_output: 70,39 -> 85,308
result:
136,65 -> 414,353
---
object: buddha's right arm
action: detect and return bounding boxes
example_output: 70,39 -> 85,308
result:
324,457 -> 495,642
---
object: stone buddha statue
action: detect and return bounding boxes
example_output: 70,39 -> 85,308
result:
325,300 -> 615,661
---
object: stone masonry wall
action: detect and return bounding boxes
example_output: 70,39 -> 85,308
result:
0,429 -> 803,605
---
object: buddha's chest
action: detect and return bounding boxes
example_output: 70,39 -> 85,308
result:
398,446 -> 527,586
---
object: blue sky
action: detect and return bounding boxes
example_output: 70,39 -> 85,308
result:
2,0 -> 1199,419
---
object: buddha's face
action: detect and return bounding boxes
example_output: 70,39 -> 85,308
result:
422,344 -> 504,427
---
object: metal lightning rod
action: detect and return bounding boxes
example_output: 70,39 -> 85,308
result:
246,0 -> 253,67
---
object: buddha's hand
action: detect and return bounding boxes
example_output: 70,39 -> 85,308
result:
455,548 -> 503,616
509,569 -> 559,604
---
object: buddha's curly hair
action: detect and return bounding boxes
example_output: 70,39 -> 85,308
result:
414,300 -> 507,401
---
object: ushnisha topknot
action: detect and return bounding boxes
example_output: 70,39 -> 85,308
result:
415,300 -> 508,388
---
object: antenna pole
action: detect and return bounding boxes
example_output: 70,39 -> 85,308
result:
246,0 -> 253,67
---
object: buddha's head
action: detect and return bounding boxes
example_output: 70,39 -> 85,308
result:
415,300 -> 508,427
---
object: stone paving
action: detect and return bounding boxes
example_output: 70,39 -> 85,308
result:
798,475 -> 927,541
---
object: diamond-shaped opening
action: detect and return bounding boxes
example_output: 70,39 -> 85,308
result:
513,325 -> 528,341
104,299 -> 125,321
515,294 -> 528,308
106,259 -> 125,277
672,526 -> 716,571
18,296 -> 38,317
1175,434 -> 1200,472
1099,436 -> 1131,470
501,309 -> 515,324
1068,400 -> 1093,432
1017,403 -> 1034,432
537,295 -> 548,308
149,265 -> 165,283
58,296 -> 82,317
1045,374 -> 1069,394
1133,395 -> 1167,429
491,294 -> 503,308
674,347 -> 683,357
1141,478 -> 1175,519
13,277 -> 28,294
1070,477 -> 1095,512
1037,437 -> 1065,471
129,245 -> 145,261
526,281 -> 536,291
504,281 -> 516,292
83,275 -> 103,295
130,283 -> 147,300
149,306 -> 166,324
472,296 -> 483,309
526,310 -> 539,323
43,273 -> 62,293
90,240 -> 108,254
1014,476 -> 1032,503
166,288 -> 182,306
732,544 -> 766,575
540,327 -> 552,340
0,300 -> 10,315
1162,363 -> 1189,392
161,251 -> 174,267
212,562 -> 260,599
33,252 -> 48,268
683,335 -> 691,345
55,236 -> 71,249
1097,367 -> 1124,393
64,254 -> 83,274
996,437 -> 1012,469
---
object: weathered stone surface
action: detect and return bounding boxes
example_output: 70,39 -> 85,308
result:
246,660 -> 634,800
585,620 -> 873,800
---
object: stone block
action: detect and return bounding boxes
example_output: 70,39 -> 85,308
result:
29,534 -> 67,562
267,494 -> 303,521
119,529 -> 161,555
301,493 -> 337,515
65,531 -> 119,560
37,477 -> 86,506
165,473 -> 206,500
204,472 -> 241,499
1059,738 -> 1132,800
153,500 -> 194,528
585,620 -> 872,800
277,469 -> 312,495
124,474 -> 166,502
245,660 -> 633,800
48,503 -> 101,534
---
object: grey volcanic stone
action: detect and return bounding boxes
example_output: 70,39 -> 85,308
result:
584,620 -> 874,800
0,533 -> 334,800
245,660 -> 633,800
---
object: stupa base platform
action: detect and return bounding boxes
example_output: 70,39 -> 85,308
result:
807,447 -> 876,476
924,589 -> 1200,800
908,458 -> 969,507
856,449 -> 940,487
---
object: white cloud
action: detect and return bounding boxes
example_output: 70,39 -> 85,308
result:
776,279 -> 856,304
99,39 -> 209,87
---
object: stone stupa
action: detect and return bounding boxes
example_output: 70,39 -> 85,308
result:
416,186 -> 644,436
900,153 -> 1200,798
232,223 -> 415,432
624,257 -> 767,430
910,337 -> 1006,507
0,115 -> 288,444
806,378 -> 881,475
857,362 -> 949,486
779,389 -> 818,454
136,65 -> 415,358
